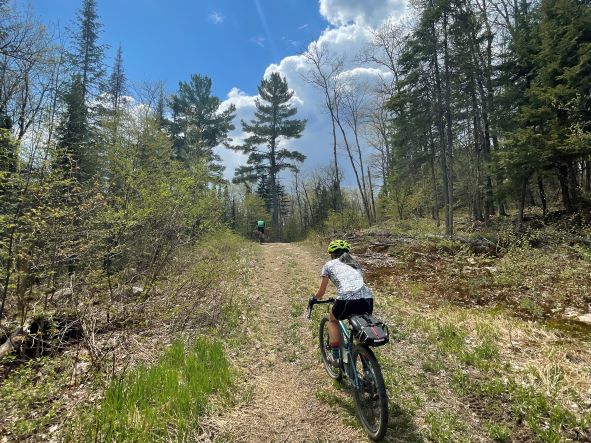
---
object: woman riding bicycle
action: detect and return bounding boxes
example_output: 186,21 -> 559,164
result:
313,239 -> 373,365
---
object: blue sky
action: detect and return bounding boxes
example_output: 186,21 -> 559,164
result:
31,0 -> 408,183
33,0 -> 328,96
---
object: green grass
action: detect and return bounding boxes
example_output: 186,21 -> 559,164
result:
485,422 -> 512,442
425,410 -> 468,443
435,322 -> 466,354
71,338 -> 232,442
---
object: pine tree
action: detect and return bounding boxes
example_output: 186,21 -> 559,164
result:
233,73 -> 306,231
108,43 -> 126,111
169,74 -> 236,177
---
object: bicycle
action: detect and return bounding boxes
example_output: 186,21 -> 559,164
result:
306,298 -> 389,441
253,229 -> 265,244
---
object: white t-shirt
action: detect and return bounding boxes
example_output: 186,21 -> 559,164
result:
321,258 -> 373,300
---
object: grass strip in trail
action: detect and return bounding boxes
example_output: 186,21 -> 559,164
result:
70,338 -> 232,442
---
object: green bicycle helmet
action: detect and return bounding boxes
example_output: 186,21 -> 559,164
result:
327,239 -> 350,254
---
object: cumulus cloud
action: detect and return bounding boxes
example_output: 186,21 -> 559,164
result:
319,0 -> 406,27
216,1 -> 408,184
215,88 -> 255,178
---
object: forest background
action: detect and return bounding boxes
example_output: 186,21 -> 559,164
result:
0,0 -> 590,440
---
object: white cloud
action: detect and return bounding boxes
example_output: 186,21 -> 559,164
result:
217,2 -> 408,184
208,11 -> 225,24
319,0 -> 406,27
297,24 -> 309,30
216,88 -> 256,179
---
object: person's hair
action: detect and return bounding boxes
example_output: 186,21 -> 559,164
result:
331,249 -> 360,270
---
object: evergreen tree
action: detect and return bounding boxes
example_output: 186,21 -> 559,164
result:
108,43 -> 126,111
233,73 -> 306,231
256,174 -> 289,214
55,74 -> 90,180
70,0 -> 105,102
169,74 -> 236,177
501,0 -> 591,213
155,82 -> 166,129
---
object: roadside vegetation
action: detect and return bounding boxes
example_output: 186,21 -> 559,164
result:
307,215 -> 591,442
69,338 -> 232,442
0,232 -> 255,440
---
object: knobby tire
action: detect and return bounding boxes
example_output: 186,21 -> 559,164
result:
352,344 -> 388,441
319,316 -> 342,381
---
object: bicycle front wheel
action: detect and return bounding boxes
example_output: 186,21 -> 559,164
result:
352,344 -> 388,441
319,316 -> 342,380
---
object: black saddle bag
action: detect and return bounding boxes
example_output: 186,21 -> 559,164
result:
349,314 -> 390,347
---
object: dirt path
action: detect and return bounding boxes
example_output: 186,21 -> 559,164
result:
200,243 -> 368,442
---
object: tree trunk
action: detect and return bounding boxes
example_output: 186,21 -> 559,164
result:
431,21 -> 451,237
568,161 -> 580,210
334,111 -> 372,225
368,166 -> 377,222
443,9 -> 454,237
585,160 -> 591,193
428,129 -> 440,227
537,175 -> 547,217
558,164 -> 574,213
516,176 -> 528,231
328,109 -> 342,213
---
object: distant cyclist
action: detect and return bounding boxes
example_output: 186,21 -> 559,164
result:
256,219 -> 265,242
313,240 -> 373,365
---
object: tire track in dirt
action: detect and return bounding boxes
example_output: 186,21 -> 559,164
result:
199,243 -> 367,443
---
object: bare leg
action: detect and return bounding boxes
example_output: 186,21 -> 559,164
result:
328,311 -> 340,346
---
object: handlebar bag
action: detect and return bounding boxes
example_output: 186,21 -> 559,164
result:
349,314 -> 389,347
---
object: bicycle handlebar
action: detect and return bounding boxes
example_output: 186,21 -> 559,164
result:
305,297 -> 336,320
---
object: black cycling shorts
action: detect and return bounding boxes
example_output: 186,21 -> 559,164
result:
332,298 -> 373,320
257,226 -> 265,233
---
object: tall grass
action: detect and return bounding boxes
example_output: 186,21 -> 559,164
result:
73,338 -> 232,442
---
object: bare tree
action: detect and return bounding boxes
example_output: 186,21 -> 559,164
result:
303,43 -> 343,213
0,4 -> 59,141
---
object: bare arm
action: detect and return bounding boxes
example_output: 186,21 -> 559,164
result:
315,276 -> 330,299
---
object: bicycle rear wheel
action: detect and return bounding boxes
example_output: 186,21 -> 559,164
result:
352,344 -> 388,441
319,316 -> 342,380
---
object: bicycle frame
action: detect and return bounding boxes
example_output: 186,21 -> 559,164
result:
306,297 -> 362,389
338,319 -> 361,390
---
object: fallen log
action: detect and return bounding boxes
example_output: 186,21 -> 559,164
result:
0,313 -> 83,360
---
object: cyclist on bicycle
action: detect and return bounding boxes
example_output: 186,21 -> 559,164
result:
256,219 -> 265,235
313,239 -> 373,365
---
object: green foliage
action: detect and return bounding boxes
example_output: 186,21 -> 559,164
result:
324,207 -> 365,234
233,72 -> 306,234
168,74 -> 235,176
73,338 -> 232,442
0,356 -> 73,439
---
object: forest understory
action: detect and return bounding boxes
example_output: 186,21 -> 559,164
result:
1,214 -> 590,442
